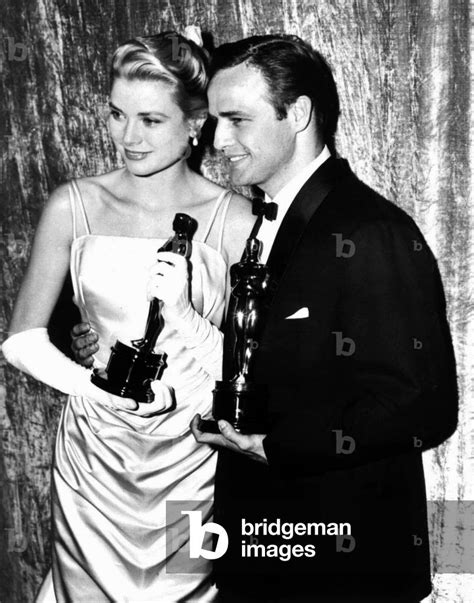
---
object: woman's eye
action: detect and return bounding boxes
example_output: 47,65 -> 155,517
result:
109,110 -> 124,121
143,118 -> 161,127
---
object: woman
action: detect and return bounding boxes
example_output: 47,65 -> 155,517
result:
2,31 -> 253,601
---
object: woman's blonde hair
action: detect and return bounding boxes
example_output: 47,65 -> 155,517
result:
111,32 -> 209,116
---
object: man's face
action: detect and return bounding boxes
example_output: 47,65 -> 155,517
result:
208,63 -> 297,197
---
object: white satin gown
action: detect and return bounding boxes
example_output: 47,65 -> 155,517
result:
39,182 -> 231,602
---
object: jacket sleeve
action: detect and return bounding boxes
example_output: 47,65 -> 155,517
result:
263,218 -> 458,476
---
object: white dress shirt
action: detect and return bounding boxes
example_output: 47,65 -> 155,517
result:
258,146 -> 331,263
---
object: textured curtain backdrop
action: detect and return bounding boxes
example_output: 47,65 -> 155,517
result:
1,1 -> 472,601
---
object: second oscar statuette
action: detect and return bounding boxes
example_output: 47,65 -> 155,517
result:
200,237 -> 270,434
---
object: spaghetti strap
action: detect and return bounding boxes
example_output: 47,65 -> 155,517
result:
69,180 -> 91,238
217,191 -> 232,254
68,184 -> 78,240
201,190 -> 228,244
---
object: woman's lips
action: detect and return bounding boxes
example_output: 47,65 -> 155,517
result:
124,149 -> 151,161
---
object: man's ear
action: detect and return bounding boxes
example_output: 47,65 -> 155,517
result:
288,95 -> 313,133
188,109 -> 208,138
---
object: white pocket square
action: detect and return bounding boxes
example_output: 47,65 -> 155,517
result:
285,307 -> 309,319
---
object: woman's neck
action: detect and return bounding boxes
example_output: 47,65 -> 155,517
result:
120,159 -> 195,210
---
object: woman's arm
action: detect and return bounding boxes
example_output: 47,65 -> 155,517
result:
8,184 -> 73,335
3,185 -> 110,398
3,185 -> 170,416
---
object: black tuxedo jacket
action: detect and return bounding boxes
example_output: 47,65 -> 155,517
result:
214,158 -> 458,601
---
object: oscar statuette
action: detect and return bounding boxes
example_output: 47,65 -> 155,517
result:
199,237 -> 270,433
91,213 -> 197,403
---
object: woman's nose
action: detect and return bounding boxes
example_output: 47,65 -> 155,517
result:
122,119 -> 142,146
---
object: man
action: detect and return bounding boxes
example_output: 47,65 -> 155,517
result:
190,35 -> 457,602
73,35 -> 457,602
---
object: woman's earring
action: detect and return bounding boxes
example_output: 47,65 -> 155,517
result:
192,134 -> 199,147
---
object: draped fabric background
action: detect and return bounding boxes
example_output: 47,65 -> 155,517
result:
0,0 -> 472,601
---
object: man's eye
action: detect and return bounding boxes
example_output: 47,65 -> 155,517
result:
231,118 -> 243,125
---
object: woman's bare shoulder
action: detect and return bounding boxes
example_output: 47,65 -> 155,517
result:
221,192 -> 255,266
189,173 -> 229,203
188,174 -> 253,224
224,192 -> 254,238
226,192 -> 253,220
69,169 -> 124,199
43,181 -> 74,224
47,170 -> 123,203
42,171 -> 124,240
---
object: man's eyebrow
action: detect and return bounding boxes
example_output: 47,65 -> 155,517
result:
208,111 -> 250,120
220,111 -> 249,117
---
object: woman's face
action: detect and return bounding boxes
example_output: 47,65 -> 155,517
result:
108,77 -> 193,176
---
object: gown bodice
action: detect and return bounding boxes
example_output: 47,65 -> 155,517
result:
71,234 -> 227,409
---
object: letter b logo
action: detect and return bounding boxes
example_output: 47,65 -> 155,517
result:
332,233 -> 356,258
333,429 -> 356,454
333,331 -> 356,356
182,510 -> 229,560
167,33 -> 191,62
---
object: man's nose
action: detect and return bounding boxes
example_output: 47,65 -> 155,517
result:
122,119 -> 141,146
213,120 -> 233,151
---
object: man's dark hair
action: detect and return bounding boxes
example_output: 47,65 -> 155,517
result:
210,35 -> 340,154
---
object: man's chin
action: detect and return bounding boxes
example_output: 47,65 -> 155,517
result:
228,169 -> 255,188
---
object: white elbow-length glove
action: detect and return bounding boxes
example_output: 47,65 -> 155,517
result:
2,328 -> 174,415
147,252 -> 224,381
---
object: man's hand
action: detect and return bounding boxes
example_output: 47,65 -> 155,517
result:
71,322 -> 98,367
190,414 -> 268,464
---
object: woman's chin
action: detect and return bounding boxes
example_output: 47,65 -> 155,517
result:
124,157 -> 186,178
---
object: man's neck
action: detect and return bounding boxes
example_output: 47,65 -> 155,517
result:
264,141 -> 327,200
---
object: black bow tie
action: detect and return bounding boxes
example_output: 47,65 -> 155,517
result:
252,198 -> 278,221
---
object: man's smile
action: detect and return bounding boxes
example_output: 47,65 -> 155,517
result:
226,154 -> 249,164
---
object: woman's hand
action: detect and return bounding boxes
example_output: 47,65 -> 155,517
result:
147,380 -> 176,415
147,252 -> 192,320
85,381 -> 137,412
86,379 -> 175,417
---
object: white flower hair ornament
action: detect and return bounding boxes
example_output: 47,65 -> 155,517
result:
183,25 -> 204,47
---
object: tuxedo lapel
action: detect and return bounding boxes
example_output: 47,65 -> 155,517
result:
265,156 -> 345,306
222,157 -> 347,379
